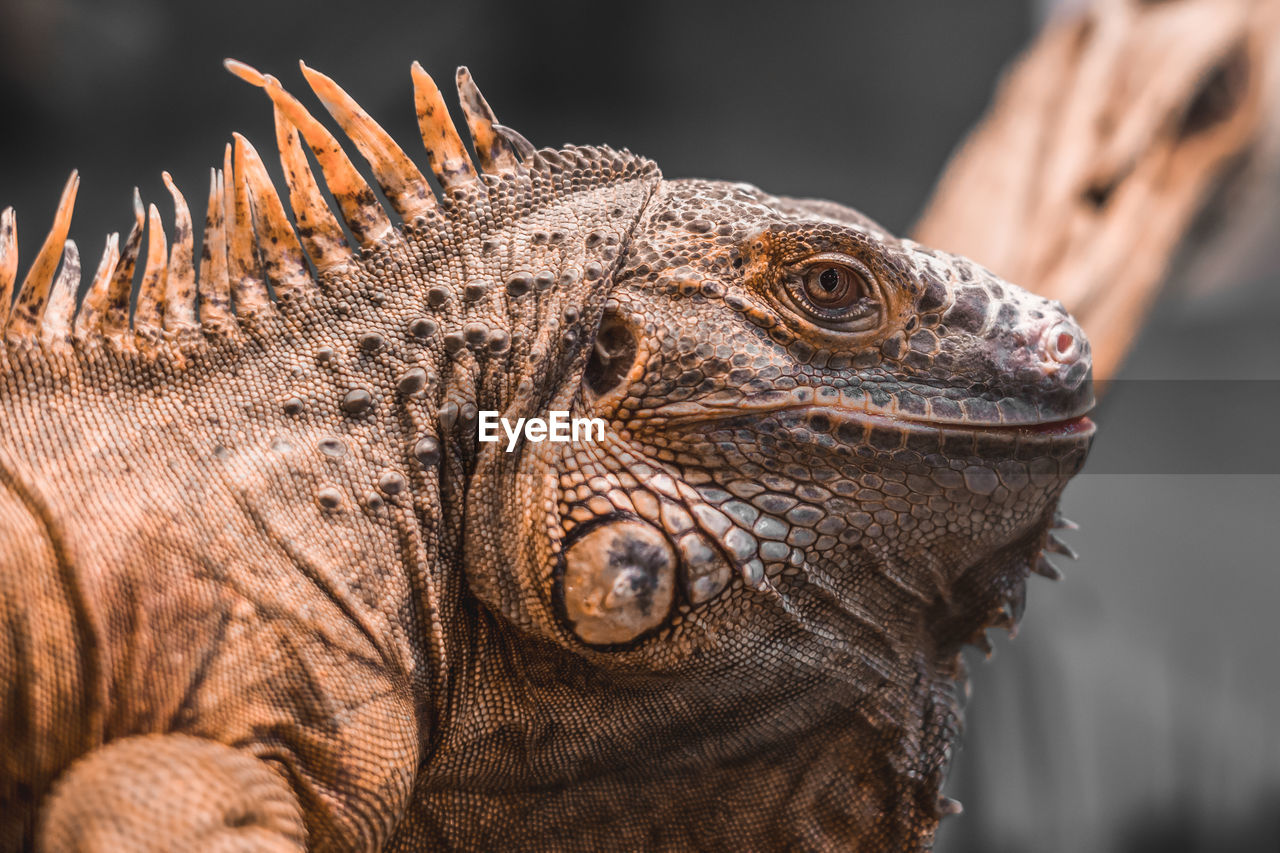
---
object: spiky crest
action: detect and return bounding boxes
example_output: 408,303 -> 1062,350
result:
0,60 -> 657,363
4,172 -> 78,340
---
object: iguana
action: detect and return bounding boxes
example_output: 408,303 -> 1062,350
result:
0,58 -> 1093,851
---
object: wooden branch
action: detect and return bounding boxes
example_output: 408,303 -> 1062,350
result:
914,0 -> 1280,382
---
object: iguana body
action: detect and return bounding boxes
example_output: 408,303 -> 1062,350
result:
0,60 -> 1093,851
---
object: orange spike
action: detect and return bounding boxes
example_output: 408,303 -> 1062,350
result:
0,208 -> 16,326
233,132 -> 315,298
455,67 -> 520,174
133,203 -> 169,336
271,102 -> 349,273
411,61 -> 478,191
79,188 -> 144,340
161,172 -> 199,336
222,144 -> 234,243
88,233 -> 120,300
7,171 -> 79,338
228,138 -> 271,316
223,58 -> 268,88
493,123 -> 535,160
41,239 -> 81,346
225,59 -> 393,246
198,167 -> 234,331
299,60 -> 436,220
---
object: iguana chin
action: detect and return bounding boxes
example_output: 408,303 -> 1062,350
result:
0,57 -> 1093,852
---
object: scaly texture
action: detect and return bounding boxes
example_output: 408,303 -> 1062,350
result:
0,59 -> 1093,852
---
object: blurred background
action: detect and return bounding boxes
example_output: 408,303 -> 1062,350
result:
1,0 -> 1277,849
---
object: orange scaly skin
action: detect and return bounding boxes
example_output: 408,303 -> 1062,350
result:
0,60 -> 1092,851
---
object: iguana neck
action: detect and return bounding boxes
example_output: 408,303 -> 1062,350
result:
253,208 -> 641,687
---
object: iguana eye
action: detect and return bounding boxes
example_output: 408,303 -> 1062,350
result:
784,255 -> 880,327
806,266 -> 862,306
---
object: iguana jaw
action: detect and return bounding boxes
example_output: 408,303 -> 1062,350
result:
959,413 -> 1094,437
651,397 -> 1096,443
667,402 -> 1095,431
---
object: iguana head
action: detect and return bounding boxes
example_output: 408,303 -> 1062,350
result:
464,174 -> 1093,839
471,179 -> 1092,651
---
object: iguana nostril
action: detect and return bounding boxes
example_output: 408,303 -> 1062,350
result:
562,520 -> 676,645
1042,320 -> 1082,365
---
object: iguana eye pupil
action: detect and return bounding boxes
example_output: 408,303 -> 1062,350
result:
800,264 -> 866,311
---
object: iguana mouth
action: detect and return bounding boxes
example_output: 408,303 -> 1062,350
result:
656,399 -> 1096,443
766,406 -> 1096,444
951,414 -> 1095,437
856,408 -> 1097,437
